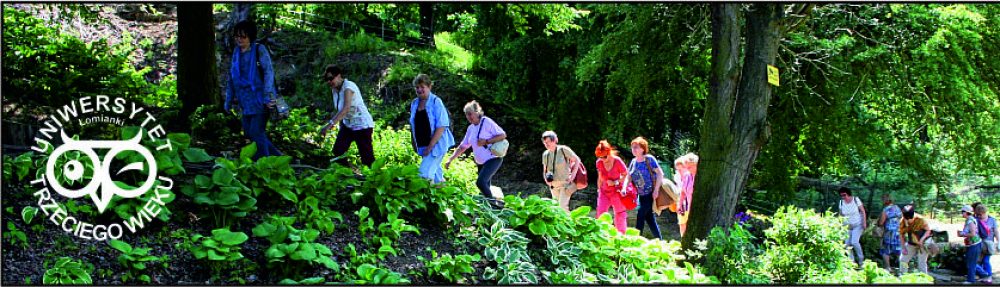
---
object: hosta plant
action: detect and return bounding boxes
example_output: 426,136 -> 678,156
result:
419,250 -> 481,283
108,240 -> 168,283
184,228 -> 249,274
253,215 -> 339,280
43,257 -> 93,285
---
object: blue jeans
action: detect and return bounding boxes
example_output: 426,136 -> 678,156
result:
475,157 -> 503,199
635,193 -> 661,239
967,243 -> 983,283
241,113 -> 281,161
977,252 -> 993,279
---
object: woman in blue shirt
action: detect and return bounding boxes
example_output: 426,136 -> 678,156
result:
409,74 -> 455,183
224,20 -> 282,161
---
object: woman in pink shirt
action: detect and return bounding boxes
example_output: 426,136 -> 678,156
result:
594,140 -> 634,234
445,101 -> 507,204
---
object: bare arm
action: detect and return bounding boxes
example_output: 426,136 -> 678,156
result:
329,89 -> 354,125
918,223 -> 932,245
879,210 -> 887,227
444,145 -> 470,169
424,127 -> 445,156
859,203 -> 867,228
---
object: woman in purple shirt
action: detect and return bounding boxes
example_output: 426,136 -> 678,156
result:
445,101 -> 507,202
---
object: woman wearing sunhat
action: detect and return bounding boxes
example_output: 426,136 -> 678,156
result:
959,204 -> 983,284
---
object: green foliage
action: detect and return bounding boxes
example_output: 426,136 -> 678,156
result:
2,152 -> 34,183
352,263 -> 411,284
477,222 -> 540,284
418,250 -> 481,283
183,228 -> 249,274
180,167 -> 256,228
354,206 -> 420,260
252,215 -> 339,280
353,159 -> 475,226
216,143 -> 298,203
277,277 -> 325,285
502,195 -> 577,239
108,240 -> 168,283
4,209 -> 29,249
189,105 -> 242,147
42,257 -> 93,285
475,196 -> 715,284
2,7 -> 176,113
759,206 -> 853,284
704,224 -> 770,284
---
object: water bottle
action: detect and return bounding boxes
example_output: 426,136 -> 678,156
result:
269,93 -> 290,119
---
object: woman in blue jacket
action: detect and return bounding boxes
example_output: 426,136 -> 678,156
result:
409,74 -> 455,183
224,20 -> 282,160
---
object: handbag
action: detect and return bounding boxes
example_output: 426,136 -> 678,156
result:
572,161 -> 588,189
985,240 -> 998,255
477,117 -> 509,157
622,183 -> 638,211
559,147 -> 588,189
489,139 -> 509,157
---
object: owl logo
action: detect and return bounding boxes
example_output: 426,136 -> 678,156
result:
45,130 -> 158,214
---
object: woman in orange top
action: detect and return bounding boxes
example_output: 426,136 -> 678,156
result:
594,140 -> 633,234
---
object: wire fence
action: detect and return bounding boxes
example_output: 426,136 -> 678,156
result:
261,10 -> 433,47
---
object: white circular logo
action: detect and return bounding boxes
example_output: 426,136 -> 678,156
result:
29,95 -> 174,241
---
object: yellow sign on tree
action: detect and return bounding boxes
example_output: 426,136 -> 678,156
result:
767,65 -> 779,86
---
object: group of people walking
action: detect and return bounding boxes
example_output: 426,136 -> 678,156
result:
225,20 -> 506,199
841,188 -> 999,284
227,19 -> 701,240
542,134 -> 699,239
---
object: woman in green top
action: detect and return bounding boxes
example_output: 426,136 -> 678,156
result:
959,204 -> 982,284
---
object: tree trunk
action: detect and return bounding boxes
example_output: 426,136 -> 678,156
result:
177,3 -> 219,131
682,3 -> 784,249
419,3 -> 435,47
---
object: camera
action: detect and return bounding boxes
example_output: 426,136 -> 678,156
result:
545,172 -> 555,183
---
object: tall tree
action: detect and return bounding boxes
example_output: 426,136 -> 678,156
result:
419,3 -> 434,46
176,3 -> 219,130
682,3 -> 813,249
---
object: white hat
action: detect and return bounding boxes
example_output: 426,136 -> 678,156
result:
961,205 -> 974,214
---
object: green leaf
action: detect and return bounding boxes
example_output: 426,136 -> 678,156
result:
528,220 -> 547,235
240,143 -> 258,161
291,243 -> 317,261
212,229 -> 248,245
193,175 -> 213,189
214,191 -> 240,206
302,229 -> 320,242
212,168 -> 235,186
274,188 -> 297,202
21,206 -> 38,224
108,240 -> 131,253
182,148 -> 213,163
206,249 -> 226,260
121,126 -> 140,141
266,246 -> 286,258
252,223 -> 276,238
167,133 -> 191,151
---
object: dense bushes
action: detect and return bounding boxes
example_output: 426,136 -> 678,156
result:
2,7 -> 176,114
702,207 -> 935,284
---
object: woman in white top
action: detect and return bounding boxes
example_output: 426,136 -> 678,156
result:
320,65 -> 376,167
838,187 -> 867,267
